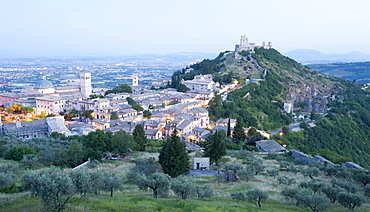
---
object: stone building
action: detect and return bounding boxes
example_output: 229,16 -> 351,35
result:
234,35 -> 272,59
36,96 -> 66,115
1,116 -> 71,139
181,74 -> 219,91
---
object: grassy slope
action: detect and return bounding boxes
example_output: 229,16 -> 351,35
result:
1,152 -> 369,212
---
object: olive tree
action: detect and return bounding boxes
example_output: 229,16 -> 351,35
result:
321,184 -> 344,203
331,178 -> 357,193
225,164 -> 243,175
171,177 -> 196,200
22,167 -> 76,212
101,171 -> 122,197
230,191 -> 246,203
135,172 -> 171,198
302,166 -> 320,181
299,181 -> 325,194
0,171 -> 15,189
246,189 -> 269,208
247,157 -> 265,175
214,171 -> 225,185
20,154 -> 38,168
352,169 -> 370,186
282,187 -> 330,212
337,192 -> 363,210
70,170 -> 92,199
196,185 -> 214,199
277,176 -> 296,186
88,170 -> 104,195
266,169 -> 279,178
364,185 -> 370,197
237,168 -> 255,182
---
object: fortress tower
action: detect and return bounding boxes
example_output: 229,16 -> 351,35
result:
132,74 -> 139,86
80,72 -> 92,98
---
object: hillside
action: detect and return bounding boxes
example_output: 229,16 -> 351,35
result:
173,48 -> 370,167
1,152 -> 370,212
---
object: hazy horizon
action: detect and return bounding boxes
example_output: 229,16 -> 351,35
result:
1,0 -> 370,56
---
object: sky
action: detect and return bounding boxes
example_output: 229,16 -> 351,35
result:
1,0 -> 370,56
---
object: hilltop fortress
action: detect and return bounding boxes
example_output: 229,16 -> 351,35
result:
234,35 -> 272,59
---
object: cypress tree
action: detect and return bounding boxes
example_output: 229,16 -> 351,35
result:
227,118 -> 231,137
203,130 -> 226,165
133,124 -> 147,151
233,119 -> 246,141
158,129 -> 190,177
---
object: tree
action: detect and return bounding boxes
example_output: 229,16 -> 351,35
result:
277,176 -> 296,186
158,129 -> 190,177
266,169 -> 279,178
111,130 -> 136,154
126,97 -> 135,105
143,110 -> 152,118
126,157 -> 156,180
331,178 -> 357,193
337,191 -> 363,210
230,191 -> 246,203
82,109 -> 94,120
352,170 -> 370,186
214,171 -> 225,185
0,172 -> 15,189
232,119 -> 246,141
70,170 -> 92,199
177,84 -> 189,92
202,130 -> 226,165
135,172 -> 171,198
61,140 -> 85,168
110,112 -> 119,120
237,168 -> 255,182
0,163 -> 19,173
246,189 -> 269,208
22,167 -> 76,212
225,164 -> 243,175
105,83 -> 132,95
364,185 -> 370,197
171,177 -> 196,200
132,103 -> 144,112
303,166 -> 320,181
20,154 -> 38,168
101,171 -> 122,197
227,118 -> 231,137
208,94 -> 225,120
282,126 -> 290,134
247,127 -> 257,136
295,189 -> 330,212
88,170 -> 103,195
322,184 -> 344,203
310,112 -> 320,120
196,185 -> 214,199
133,124 -> 147,151
5,146 -> 38,161
247,157 -> 265,175
299,181 -> 325,194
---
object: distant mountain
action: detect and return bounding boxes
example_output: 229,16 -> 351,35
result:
308,61 -> 370,84
284,49 -> 370,64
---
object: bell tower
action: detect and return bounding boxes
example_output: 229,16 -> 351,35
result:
80,72 -> 92,98
132,74 -> 139,86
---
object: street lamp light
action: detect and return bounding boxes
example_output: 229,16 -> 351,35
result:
279,131 -> 284,144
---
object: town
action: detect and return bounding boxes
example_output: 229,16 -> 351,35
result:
0,69 -> 241,146
0,36 -> 274,146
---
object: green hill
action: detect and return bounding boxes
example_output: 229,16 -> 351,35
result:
173,48 -> 370,167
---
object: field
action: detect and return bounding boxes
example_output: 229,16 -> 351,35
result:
0,152 -> 369,212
